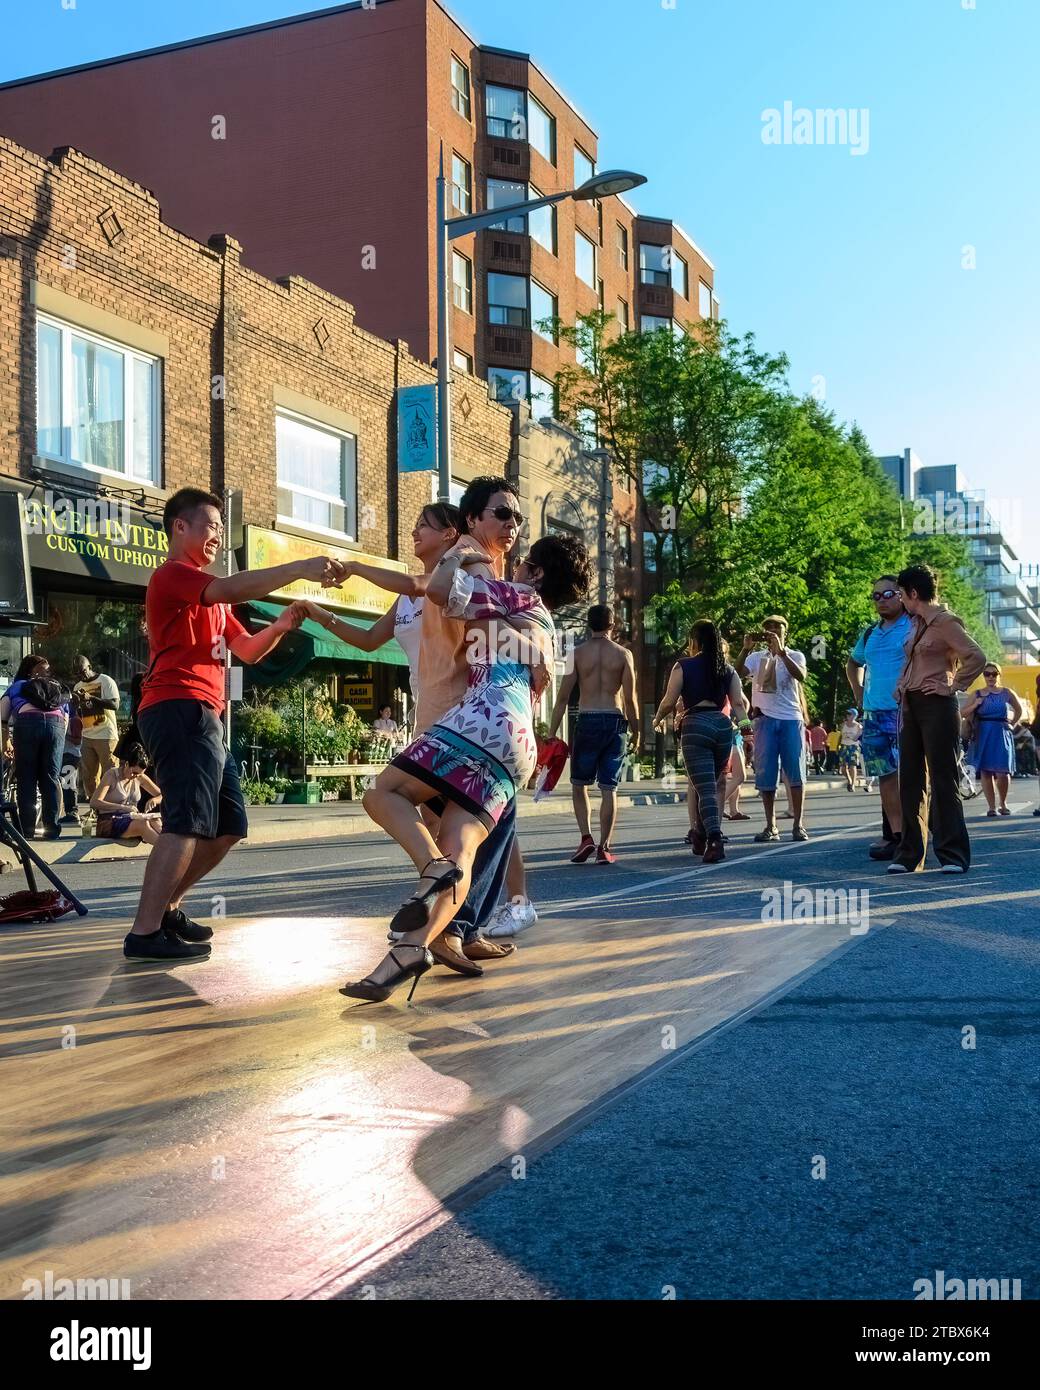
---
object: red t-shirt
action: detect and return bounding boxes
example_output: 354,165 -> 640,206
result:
139,559 -> 246,714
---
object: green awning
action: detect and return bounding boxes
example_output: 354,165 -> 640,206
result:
244,600 -> 408,683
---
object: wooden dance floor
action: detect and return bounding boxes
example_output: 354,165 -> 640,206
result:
0,862 -> 871,1299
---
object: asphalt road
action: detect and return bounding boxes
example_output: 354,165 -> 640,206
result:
33,781 -> 1040,1301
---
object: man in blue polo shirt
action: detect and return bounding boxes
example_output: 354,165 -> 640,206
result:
846,575 -> 913,860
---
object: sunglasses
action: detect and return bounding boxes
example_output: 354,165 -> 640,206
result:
871,589 -> 898,601
984,670 -> 999,678
484,506 -> 524,526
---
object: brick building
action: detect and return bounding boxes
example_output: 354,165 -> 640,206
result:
0,0 -> 720,711
0,135 -> 525,727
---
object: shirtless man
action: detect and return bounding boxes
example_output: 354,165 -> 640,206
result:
547,604 -> 640,864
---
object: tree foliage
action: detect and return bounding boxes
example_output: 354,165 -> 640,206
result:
552,312 -> 1000,719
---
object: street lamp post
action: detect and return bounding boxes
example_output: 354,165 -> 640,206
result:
434,149 -> 646,502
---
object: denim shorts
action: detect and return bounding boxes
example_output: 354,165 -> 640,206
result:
753,715 -> 806,791
860,710 -> 900,778
139,699 -> 248,840
570,711 -> 629,788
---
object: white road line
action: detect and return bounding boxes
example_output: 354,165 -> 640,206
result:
542,817 -> 879,916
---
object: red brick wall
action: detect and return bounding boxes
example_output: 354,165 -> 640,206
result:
0,138 -> 222,492
0,134 -> 512,573
0,0 -> 434,357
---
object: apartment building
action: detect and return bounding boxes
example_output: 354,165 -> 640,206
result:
0,0 -> 719,693
880,450 -> 1040,664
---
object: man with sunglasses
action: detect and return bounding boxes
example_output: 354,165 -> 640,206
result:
411,476 -> 536,968
847,577 -> 914,859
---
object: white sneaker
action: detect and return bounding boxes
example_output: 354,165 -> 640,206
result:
485,901 -> 538,938
939,863 -> 967,874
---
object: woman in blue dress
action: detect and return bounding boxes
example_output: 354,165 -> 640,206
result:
963,664 -> 1023,816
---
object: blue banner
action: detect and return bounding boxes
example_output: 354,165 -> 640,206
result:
397,384 -> 437,473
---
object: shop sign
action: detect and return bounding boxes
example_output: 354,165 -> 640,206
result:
245,526 -> 407,617
343,682 -> 375,706
20,488 -> 171,585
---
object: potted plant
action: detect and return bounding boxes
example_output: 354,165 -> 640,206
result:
268,774 -> 293,805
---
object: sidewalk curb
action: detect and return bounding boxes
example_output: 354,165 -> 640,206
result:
1,776 -> 859,868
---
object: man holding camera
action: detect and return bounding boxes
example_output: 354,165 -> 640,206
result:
72,653 -> 120,801
736,616 -> 809,843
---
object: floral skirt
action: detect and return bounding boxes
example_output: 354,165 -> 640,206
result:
392,675 -> 537,831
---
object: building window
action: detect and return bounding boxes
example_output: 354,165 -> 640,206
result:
487,177 -> 527,233
576,407 -> 598,446
616,222 -> 628,270
451,55 -> 471,119
276,409 -> 357,540
451,153 -> 471,214
576,329 -> 594,371
699,280 -> 712,319
575,230 -> 596,288
530,280 -> 557,343
488,369 -> 554,422
528,94 -> 556,164
711,292 -> 720,320
529,371 -> 555,422
35,313 -> 160,483
452,252 -> 472,312
639,243 -> 670,287
488,272 -> 528,327
574,145 -> 595,189
547,513 -> 582,541
486,84 -> 526,140
488,366 -> 525,405
641,314 -> 670,334
453,348 -> 472,372
431,475 -> 467,506
597,277 -> 605,311
528,185 -> 557,254
617,524 -> 632,566
616,297 -> 630,332
617,598 -> 632,637
671,252 -> 688,298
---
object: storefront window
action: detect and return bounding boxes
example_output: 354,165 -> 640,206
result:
33,593 -> 149,723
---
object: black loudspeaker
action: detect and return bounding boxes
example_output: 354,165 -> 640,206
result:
0,491 -> 36,622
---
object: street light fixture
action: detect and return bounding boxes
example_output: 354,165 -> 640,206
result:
434,148 -> 646,501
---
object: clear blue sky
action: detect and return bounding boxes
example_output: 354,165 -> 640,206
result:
4,0 -> 1038,561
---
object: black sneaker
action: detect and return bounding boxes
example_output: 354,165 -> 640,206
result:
123,930 -> 211,960
162,907 -> 214,943
41,826 -> 62,840
59,813 -> 81,826
868,837 -> 899,860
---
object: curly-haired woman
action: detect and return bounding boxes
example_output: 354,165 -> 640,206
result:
317,532 -> 590,1003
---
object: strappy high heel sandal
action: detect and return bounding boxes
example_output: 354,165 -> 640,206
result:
388,856 -> 464,937
339,943 -> 433,1003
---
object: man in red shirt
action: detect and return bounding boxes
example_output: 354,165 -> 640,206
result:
125,487 -> 344,959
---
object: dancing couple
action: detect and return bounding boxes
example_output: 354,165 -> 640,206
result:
304,482 -> 590,1002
